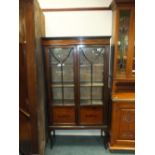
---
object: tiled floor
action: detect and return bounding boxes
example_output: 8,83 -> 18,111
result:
45,136 -> 135,155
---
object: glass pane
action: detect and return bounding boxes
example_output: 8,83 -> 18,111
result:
92,64 -> 104,82
53,100 -> 62,105
63,65 -> 74,83
80,65 -> 91,83
63,100 -> 74,105
79,46 -> 105,105
52,88 -> 62,100
80,87 -> 91,100
92,100 -> 103,105
80,100 -> 103,105
92,87 -> 103,100
117,10 -> 131,75
49,47 -> 75,105
64,87 -> 74,100
52,64 -> 61,83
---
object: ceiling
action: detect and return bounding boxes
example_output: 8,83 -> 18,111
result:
38,0 -> 113,9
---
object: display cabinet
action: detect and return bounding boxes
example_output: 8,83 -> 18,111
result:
109,0 -> 135,151
42,37 -> 111,146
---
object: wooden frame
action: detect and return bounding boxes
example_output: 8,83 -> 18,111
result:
42,37 -> 111,147
19,0 -> 46,154
109,0 -> 135,151
42,7 -> 111,12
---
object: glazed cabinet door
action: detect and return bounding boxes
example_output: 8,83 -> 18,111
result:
43,38 -> 110,128
44,46 -> 76,125
110,102 -> 135,150
114,6 -> 135,80
78,45 -> 109,125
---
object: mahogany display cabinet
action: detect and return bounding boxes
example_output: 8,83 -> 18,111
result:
42,37 -> 111,147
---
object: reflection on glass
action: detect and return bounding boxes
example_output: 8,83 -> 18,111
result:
117,10 -> 131,74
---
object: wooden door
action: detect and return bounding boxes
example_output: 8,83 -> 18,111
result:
110,102 -> 135,149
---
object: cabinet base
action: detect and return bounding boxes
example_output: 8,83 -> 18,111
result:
108,142 -> 135,151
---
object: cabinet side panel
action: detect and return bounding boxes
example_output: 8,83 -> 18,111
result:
34,0 -> 46,155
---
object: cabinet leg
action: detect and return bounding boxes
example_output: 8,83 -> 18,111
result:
101,129 -> 104,143
50,133 -> 53,149
49,130 -> 56,148
103,131 -> 109,149
100,129 -> 108,149
53,130 -> 56,138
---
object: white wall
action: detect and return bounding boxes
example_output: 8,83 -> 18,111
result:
44,11 -> 112,37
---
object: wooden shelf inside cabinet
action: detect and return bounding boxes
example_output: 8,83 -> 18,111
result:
80,99 -> 103,106
51,84 -> 74,87
80,83 -> 104,87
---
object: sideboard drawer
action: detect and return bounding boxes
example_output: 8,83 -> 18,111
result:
80,107 -> 103,125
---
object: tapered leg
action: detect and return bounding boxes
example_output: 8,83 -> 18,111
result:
103,131 -> 109,149
49,130 -> 56,148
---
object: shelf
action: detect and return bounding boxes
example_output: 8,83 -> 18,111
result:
52,103 -> 75,106
51,83 -> 104,87
52,99 -> 75,106
51,83 -> 74,87
80,102 -> 103,106
80,99 -> 103,105
80,82 -> 104,87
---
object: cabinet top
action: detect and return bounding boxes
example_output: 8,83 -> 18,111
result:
110,0 -> 135,9
42,36 -> 111,40
41,37 -> 111,46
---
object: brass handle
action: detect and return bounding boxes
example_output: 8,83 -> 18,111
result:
20,108 -> 30,118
